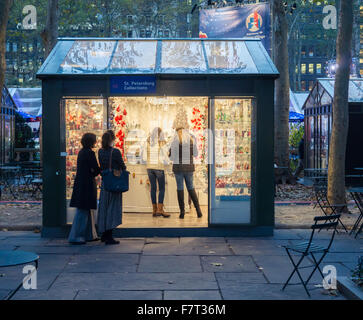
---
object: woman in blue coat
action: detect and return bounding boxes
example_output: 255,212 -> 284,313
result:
68,133 -> 100,244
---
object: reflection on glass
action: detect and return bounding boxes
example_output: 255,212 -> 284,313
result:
60,41 -> 116,73
321,115 -> 329,168
161,41 -> 206,72
316,115 -> 321,168
214,99 -> 251,199
65,99 -> 106,199
110,41 -> 157,72
204,41 -> 257,73
4,116 -> 11,163
308,116 -> 314,168
349,81 -> 363,101
320,91 -> 332,105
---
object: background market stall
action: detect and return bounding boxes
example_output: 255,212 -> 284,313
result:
303,78 -> 363,179
0,85 -> 16,165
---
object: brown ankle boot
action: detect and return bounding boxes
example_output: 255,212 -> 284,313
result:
152,204 -> 160,217
157,203 -> 170,218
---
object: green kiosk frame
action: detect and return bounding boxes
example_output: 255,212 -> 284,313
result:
37,38 -> 279,238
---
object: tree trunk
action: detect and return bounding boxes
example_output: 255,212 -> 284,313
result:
327,0 -> 353,206
41,0 -> 59,58
0,0 -> 12,92
273,0 -> 294,182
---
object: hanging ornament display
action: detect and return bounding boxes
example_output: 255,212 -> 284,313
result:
113,104 -> 128,158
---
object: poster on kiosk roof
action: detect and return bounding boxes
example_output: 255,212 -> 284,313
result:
199,2 -> 271,53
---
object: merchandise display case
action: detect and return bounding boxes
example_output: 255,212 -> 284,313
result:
214,99 -> 251,199
65,99 -> 106,200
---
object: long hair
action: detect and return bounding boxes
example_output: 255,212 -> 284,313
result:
148,127 -> 165,146
176,128 -> 191,144
101,130 -> 115,149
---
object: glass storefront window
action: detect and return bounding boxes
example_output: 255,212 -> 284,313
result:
214,99 -> 251,199
210,98 -> 253,225
65,99 -> 107,201
63,95 -> 255,227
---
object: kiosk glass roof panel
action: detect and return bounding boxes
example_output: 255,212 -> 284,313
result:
37,38 -> 279,76
160,40 -> 207,72
318,79 -> 363,103
59,40 -> 115,74
110,41 -> 157,73
204,41 -> 258,73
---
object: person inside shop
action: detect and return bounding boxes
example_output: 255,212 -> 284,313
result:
142,127 -> 170,218
68,133 -> 100,245
97,130 -> 127,245
294,136 -> 305,178
169,108 -> 203,219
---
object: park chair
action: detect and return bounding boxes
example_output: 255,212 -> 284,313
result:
349,190 -> 363,238
282,214 -> 340,297
313,184 -> 348,233
29,169 -> 42,198
310,175 -> 327,209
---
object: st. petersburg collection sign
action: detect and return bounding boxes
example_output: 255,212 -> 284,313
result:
110,76 -> 156,94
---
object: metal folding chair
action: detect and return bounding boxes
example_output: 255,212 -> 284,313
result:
348,189 -> 363,238
313,184 -> 348,233
282,214 -> 340,297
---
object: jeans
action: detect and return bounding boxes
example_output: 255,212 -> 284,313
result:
174,172 -> 194,191
68,208 -> 98,243
147,169 -> 165,204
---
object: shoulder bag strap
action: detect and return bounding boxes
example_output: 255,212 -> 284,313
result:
109,148 -> 114,170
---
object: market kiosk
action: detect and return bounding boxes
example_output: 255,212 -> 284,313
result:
37,38 -> 278,237
303,78 -> 363,182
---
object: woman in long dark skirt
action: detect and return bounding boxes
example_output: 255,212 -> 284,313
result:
97,130 -> 127,245
68,133 -> 100,244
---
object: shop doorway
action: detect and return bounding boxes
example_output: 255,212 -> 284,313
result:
108,97 -> 209,228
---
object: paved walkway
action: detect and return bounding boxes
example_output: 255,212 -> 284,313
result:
0,230 -> 361,300
0,203 -> 361,231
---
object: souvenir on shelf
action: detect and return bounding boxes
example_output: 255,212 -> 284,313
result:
214,99 -> 252,198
